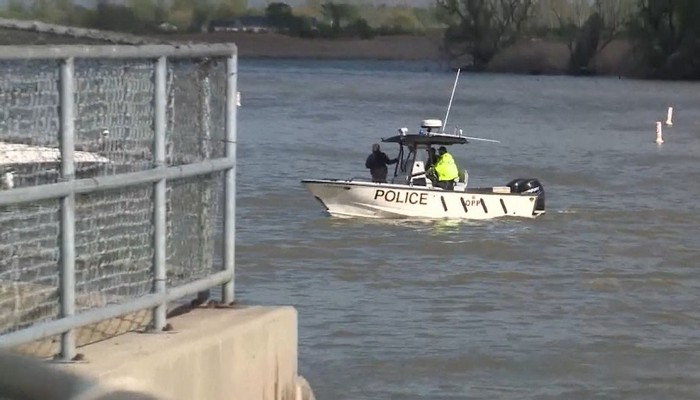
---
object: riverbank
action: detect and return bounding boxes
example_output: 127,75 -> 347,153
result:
153,31 -> 639,77
487,38 -> 639,77
154,31 -> 446,61
0,18 -> 639,78
0,17 -> 641,77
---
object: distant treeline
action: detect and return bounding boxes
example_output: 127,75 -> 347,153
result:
0,0 -> 443,38
262,2 -> 441,39
438,0 -> 700,80
2,0 -> 698,79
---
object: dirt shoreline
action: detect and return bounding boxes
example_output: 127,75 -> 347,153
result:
155,32 -> 446,61
153,32 -> 638,77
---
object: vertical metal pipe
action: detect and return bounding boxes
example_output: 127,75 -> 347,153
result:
59,57 -> 76,360
222,54 -> 237,304
153,56 -> 167,331
196,63 -> 213,305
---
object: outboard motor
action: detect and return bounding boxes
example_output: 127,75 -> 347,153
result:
506,178 -> 545,213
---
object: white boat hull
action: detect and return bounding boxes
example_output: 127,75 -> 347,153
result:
301,179 -> 545,220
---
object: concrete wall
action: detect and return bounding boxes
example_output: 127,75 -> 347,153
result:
12,306 -> 315,400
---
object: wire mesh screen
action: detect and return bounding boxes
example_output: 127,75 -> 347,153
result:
0,60 -> 60,189
75,185 -> 155,310
165,59 -> 226,287
167,172 -> 224,287
74,59 -> 156,175
0,59 -> 62,336
168,59 -> 227,165
0,51 -> 230,341
0,200 -> 60,336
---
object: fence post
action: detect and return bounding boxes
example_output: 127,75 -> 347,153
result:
196,61 -> 213,305
222,54 -> 237,305
152,56 -> 168,331
58,57 -> 76,361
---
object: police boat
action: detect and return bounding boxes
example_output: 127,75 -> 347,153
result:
301,118 -> 545,220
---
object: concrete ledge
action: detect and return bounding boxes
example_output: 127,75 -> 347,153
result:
60,306 -> 304,400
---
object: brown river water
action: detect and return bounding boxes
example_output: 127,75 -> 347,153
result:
230,59 -> 700,400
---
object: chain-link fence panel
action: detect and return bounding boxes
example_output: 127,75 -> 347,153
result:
0,44 -> 235,352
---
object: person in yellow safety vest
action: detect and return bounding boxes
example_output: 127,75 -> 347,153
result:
433,146 -> 459,190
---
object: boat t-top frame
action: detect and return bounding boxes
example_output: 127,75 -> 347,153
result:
381,128 -> 468,181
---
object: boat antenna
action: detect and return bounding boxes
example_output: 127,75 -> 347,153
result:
442,68 -> 461,133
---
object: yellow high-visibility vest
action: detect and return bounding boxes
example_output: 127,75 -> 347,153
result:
434,152 -> 459,181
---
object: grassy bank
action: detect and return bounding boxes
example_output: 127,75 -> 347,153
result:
486,39 -> 638,77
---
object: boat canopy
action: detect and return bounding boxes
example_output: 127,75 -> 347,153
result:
381,134 -> 467,147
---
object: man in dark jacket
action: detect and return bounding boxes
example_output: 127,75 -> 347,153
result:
365,143 -> 398,183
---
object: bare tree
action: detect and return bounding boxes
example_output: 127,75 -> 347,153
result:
548,0 -> 593,54
593,0 -> 635,53
546,0 -> 633,74
437,0 -> 535,70
631,0 -> 700,79
321,2 -> 358,36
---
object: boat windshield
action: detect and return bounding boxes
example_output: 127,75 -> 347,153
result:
414,146 -> 432,166
392,144 -> 433,184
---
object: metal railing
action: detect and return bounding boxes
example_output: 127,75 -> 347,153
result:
0,43 -> 237,361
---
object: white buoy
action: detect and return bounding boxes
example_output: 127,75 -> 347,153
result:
665,106 -> 673,126
655,121 -> 664,144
